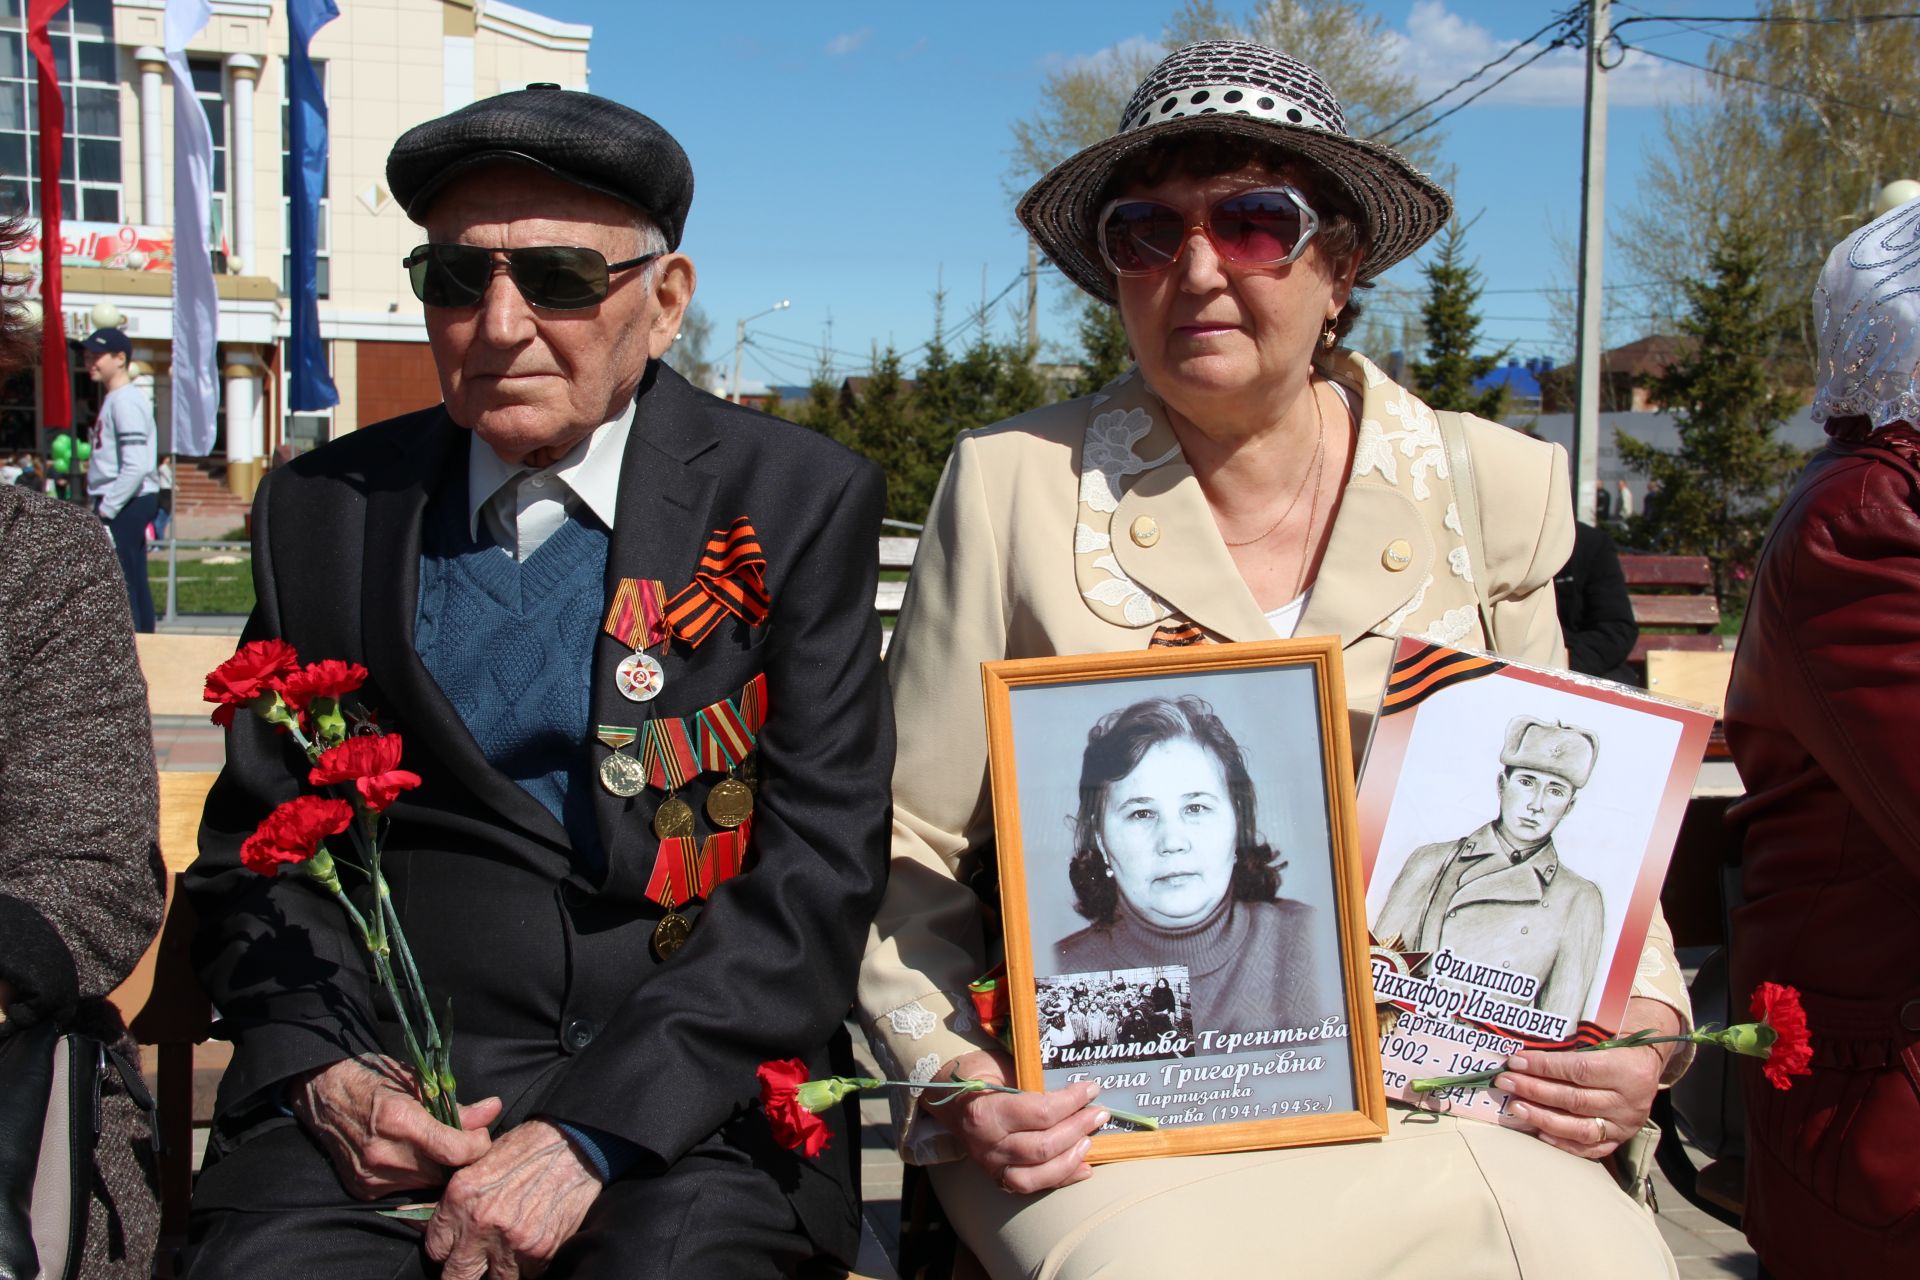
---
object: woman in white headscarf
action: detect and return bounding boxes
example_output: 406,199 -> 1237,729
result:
1724,197 -> 1920,1279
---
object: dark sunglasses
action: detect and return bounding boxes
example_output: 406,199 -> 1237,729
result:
402,243 -> 661,310
1097,185 -> 1320,277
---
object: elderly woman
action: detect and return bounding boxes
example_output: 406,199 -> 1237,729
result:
859,42 -> 1692,1277
1724,198 -> 1920,1279
1055,695 -> 1326,1036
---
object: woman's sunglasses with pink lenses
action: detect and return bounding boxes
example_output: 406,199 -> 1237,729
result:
1097,185 -> 1321,277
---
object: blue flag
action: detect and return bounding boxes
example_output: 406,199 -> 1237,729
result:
287,0 -> 340,411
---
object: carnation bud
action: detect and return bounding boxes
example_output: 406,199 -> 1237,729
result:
1711,1022 -> 1778,1060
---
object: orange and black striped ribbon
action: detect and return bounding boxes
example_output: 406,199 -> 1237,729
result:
1457,1016 -> 1612,1053
1380,642 -> 1506,715
1148,618 -> 1213,648
665,517 -> 770,647
641,717 -> 698,792
645,835 -> 702,909
603,577 -> 670,651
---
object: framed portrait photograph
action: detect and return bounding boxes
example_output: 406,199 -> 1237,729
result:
1356,637 -> 1715,1125
983,637 -> 1388,1163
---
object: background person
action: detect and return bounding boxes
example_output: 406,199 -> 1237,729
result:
858,41 -> 1691,1278
0,219 -> 164,1278
1724,196 -> 1920,1279
81,327 -> 160,633
1555,522 -> 1641,685
1055,695 -> 1324,1037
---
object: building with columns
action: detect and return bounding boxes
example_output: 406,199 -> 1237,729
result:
0,0 -> 591,498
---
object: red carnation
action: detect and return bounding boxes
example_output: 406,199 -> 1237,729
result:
1750,982 -> 1814,1091
240,795 -> 354,877
280,659 -> 369,712
757,1058 -> 832,1157
204,638 -> 302,727
309,733 -> 423,812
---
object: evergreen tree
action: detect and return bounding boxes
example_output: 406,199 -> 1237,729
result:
793,352 -> 852,450
1408,217 -> 1506,417
846,344 -> 946,524
1617,228 -> 1804,605
1072,300 -> 1133,396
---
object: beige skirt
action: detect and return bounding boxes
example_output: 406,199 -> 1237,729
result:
929,1106 -> 1676,1280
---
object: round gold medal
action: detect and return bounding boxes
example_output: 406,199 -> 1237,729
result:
653,793 -> 696,840
705,777 -> 755,829
598,751 -> 646,798
652,912 -> 692,959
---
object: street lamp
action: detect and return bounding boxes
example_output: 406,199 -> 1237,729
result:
731,299 -> 791,402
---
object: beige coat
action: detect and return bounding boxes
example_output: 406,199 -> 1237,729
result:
858,353 -> 1690,1162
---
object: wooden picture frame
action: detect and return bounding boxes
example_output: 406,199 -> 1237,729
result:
983,637 -> 1387,1163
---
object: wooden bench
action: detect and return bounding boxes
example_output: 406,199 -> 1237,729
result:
1619,554 -> 1724,664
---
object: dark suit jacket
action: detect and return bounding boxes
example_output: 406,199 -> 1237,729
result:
185,361 -> 893,1257
1553,521 -> 1639,685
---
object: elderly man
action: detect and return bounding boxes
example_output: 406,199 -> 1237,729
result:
182,87 -> 892,1279
1372,717 -> 1605,1025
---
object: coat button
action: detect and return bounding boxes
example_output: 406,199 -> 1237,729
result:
1382,539 -> 1413,571
1131,515 -> 1161,548
563,1018 -> 596,1051
1901,1000 -> 1920,1032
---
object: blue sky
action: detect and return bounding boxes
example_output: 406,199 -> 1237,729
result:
528,1 -> 1763,393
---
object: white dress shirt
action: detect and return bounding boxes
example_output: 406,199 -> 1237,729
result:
465,401 -> 635,559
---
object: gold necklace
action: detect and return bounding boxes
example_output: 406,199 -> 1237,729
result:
1221,382 -> 1329,548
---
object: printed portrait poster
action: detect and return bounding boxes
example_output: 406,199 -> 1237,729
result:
1354,638 -> 1713,1125
985,639 -> 1387,1161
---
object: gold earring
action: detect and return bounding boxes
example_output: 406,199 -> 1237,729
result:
1320,321 -> 1337,350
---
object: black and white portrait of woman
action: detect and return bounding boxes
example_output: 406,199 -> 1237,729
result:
1052,695 -> 1331,1038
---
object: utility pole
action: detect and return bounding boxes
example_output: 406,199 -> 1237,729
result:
1572,0 -> 1609,527
1026,235 -> 1039,360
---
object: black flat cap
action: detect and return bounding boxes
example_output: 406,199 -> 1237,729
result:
386,84 -> 693,247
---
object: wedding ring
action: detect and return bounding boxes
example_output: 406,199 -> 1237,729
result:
1591,1116 -> 1607,1145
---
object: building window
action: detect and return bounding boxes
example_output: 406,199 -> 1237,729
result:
280,60 -> 329,299
188,57 -> 227,257
0,0 -> 123,222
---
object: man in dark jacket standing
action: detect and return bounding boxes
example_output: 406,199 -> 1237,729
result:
183,88 -> 892,1279
1554,522 -> 1640,686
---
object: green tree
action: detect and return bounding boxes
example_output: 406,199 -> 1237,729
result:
1407,217 -> 1505,417
1073,303 -> 1132,396
792,351 -> 851,449
1621,1 -> 1920,369
845,344 -> 946,523
1616,230 -> 1804,604
663,300 -> 720,394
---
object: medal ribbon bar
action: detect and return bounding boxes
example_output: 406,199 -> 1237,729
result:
696,698 -> 753,772
604,577 -> 671,651
645,835 -> 702,909
641,717 -> 698,792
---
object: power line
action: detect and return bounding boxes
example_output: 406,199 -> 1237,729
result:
1619,40 -> 1920,121
1611,10 -> 1920,34
1368,5 -> 1583,141
1386,24 -> 1583,149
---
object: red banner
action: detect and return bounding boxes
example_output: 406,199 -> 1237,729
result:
27,0 -> 68,429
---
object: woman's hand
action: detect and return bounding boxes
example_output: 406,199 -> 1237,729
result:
926,1050 -> 1108,1194
1495,996 -> 1682,1159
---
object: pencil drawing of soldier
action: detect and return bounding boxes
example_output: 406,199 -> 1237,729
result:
1372,717 -> 1605,1025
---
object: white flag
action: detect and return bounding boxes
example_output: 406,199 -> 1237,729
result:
166,0 -> 217,456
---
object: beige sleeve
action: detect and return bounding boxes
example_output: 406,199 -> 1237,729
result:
858,432 -> 1013,1162
1467,418 -> 1694,1081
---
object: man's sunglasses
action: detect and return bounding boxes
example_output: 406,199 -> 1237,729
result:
403,243 -> 661,311
1097,185 -> 1320,277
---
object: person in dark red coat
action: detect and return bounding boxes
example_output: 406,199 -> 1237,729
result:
1724,197 -> 1920,1280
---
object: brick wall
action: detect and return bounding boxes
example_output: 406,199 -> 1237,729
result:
356,340 -> 444,429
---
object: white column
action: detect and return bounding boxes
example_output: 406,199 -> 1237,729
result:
136,48 -> 167,226
226,55 -> 261,277
223,346 -> 264,469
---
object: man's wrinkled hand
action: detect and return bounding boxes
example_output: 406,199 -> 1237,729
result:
290,1055 -> 502,1200
425,1118 -> 603,1280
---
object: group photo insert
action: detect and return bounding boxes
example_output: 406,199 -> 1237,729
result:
984,638 -> 1387,1162
1356,638 -> 1714,1126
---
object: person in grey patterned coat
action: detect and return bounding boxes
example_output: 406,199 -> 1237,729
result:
0,465 -> 166,1274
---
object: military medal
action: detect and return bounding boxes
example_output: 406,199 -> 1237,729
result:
595,725 -> 645,797
653,793 -> 695,839
615,651 -> 665,702
652,911 -> 692,959
705,776 -> 754,828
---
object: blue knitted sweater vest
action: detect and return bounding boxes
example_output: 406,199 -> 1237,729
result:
415,476 -> 609,865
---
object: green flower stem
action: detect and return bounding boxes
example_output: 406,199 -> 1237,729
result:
801,1076 -> 1158,1131
1409,1026 -> 1752,1095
